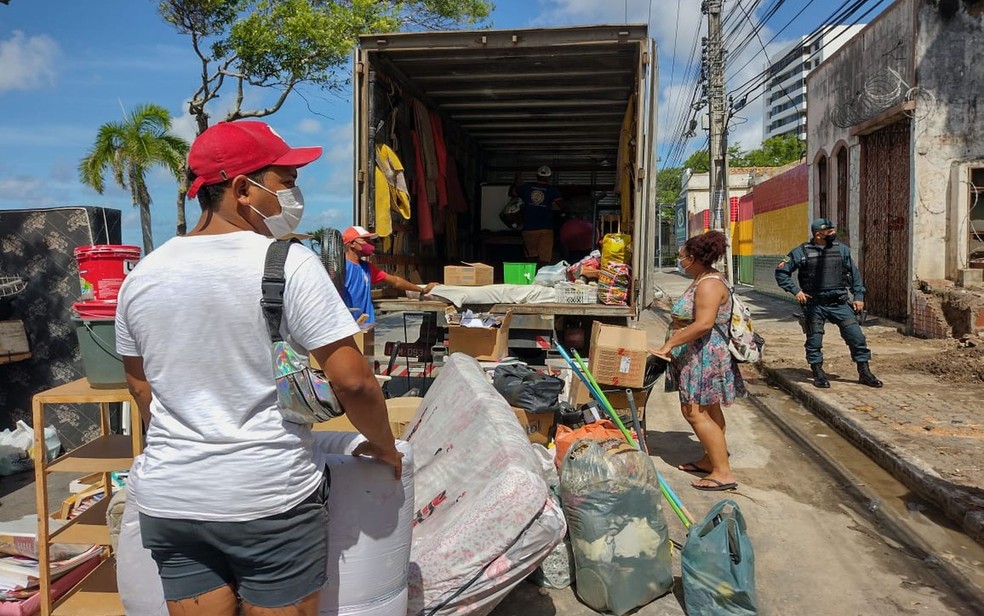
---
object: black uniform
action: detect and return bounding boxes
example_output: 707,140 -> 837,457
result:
774,240 -> 870,365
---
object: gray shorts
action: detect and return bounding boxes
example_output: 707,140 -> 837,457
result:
139,475 -> 329,608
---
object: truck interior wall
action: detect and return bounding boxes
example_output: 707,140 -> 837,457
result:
356,26 -> 652,308
362,65 -> 484,284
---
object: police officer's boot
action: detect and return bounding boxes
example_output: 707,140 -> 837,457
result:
857,362 -> 883,388
810,363 -> 830,388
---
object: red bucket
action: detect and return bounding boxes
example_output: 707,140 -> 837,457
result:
74,245 -> 141,301
72,300 -> 119,320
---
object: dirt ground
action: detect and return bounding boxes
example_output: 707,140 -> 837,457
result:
900,344 -> 984,384
763,324 -> 984,384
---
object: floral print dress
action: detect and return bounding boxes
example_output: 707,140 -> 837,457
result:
667,275 -> 747,406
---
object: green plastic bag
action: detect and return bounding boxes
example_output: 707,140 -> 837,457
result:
682,499 -> 758,615
559,438 -> 673,615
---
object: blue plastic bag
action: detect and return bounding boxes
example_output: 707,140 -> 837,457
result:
682,499 -> 758,615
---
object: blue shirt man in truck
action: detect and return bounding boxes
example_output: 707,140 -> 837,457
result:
510,165 -> 564,267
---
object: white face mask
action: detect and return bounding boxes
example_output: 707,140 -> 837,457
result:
247,178 -> 305,239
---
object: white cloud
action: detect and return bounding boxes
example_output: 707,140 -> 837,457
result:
0,176 -> 44,199
533,0 -> 814,164
171,109 -> 199,143
321,122 -> 353,196
296,118 -> 322,135
0,30 -> 60,93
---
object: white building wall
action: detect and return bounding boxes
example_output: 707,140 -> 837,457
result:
762,24 -> 866,143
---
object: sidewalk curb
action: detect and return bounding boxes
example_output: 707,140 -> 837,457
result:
759,363 -> 984,547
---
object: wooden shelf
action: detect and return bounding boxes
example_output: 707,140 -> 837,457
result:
33,379 -> 143,616
53,556 -> 124,616
0,352 -> 31,364
49,497 -> 111,546
47,435 -> 133,473
33,378 -> 133,405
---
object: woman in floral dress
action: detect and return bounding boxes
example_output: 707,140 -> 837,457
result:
651,230 -> 746,491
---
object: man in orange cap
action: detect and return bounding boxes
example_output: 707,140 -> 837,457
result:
342,225 -> 438,324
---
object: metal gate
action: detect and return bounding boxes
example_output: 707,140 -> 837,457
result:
859,120 -> 910,321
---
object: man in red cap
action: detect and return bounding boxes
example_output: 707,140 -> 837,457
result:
342,225 -> 438,324
115,121 -> 402,616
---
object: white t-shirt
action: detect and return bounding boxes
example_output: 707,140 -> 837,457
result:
115,232 -> 359,521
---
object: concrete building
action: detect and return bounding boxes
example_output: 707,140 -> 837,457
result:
763,24 -> 865,142
679,168 -> 755,238
807,0 -> 984,333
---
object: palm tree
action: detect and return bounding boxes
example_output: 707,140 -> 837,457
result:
79,104 -> 189,255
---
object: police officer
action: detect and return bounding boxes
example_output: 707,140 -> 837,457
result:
775,218 -> 882,389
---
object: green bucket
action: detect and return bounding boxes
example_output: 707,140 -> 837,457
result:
504,262 -> 537,285
73,318 -> 126,388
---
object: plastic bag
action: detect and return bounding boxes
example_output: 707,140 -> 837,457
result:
598,262 -> 631,306
559,438 -> 673,615
682,499 -> 758,616
529,494 -> 575,590
600,232 -> 632,270
553,419 -> 631,467
0,421 -> 60,475
499,197 -> 524,230
492,364 -> 565,412
533,261 -> 570,287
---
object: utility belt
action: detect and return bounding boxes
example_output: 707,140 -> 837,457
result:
807,292 -> 849,306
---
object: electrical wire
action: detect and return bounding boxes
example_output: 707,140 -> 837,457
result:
730,0 -> 889,114
727,0 -> 879,99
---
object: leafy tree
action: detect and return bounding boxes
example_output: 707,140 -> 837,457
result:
79,104 -> 189,255
741,134 -> 805,167
656,167 -> 683,208
159,0 -> 494,235
681,144 -> 745,173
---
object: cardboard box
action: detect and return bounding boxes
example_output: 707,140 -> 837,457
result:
511,406 -> 557,446
569,377 -> 633,408
588,322 -> 648,387
313,396 -> 423,439
444,262 -> 494,286
447,311 -> 512,361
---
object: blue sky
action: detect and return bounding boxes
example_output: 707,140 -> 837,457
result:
0,0 -> 887,249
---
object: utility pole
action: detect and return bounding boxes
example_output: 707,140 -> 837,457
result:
703,0 -> 733,284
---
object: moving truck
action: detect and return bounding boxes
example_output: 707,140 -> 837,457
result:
353,25 -> 658,358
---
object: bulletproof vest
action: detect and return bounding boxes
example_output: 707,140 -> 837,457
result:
798,243 -> 847,293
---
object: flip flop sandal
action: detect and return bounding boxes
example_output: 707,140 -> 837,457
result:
677,461 -> 711,474
692,478 -> 738,492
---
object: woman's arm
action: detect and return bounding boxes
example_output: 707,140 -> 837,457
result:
651,279 -> 729,356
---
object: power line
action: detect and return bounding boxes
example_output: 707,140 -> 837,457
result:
730,0 -> 890,121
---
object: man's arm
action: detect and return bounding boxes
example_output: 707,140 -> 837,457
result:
843,245 -> 865,309
775,248 -> 807,301
383,273 -> 437,294
122,356 -> 152,429
843,246 -> 865,300
311,337 -> 402,478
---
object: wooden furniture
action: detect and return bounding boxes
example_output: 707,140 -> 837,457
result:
32,378 -> 143,616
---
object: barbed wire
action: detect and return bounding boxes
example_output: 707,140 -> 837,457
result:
831,65 -> 937,127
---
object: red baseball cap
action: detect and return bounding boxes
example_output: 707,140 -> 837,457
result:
186,121 -> 322,198
342,225 -> 377,244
